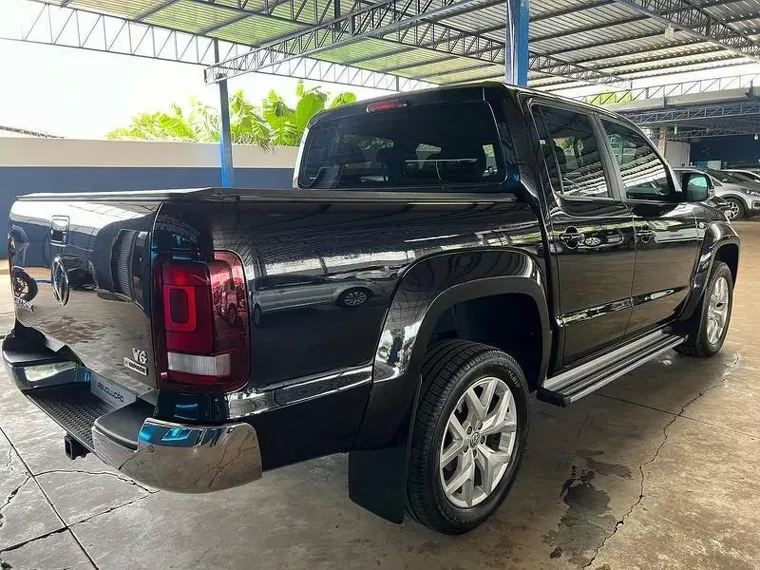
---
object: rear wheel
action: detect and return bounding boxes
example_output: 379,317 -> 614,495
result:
406,340 -> 530,534
724,198 -> 745,220
677,261 -> 733,357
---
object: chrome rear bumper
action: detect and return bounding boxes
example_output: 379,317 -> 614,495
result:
3,331 -> 262,493
93,418 -> 262,493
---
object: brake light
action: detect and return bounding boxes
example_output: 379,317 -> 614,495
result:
153,251 -> 250,394
366,99 -> 407,113
162,262 -> 212,351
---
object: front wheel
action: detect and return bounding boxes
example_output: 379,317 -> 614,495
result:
723,198 -> 746,220
677,261 -> 733,357
337,287 -> 370,308
406,340 -> 530,534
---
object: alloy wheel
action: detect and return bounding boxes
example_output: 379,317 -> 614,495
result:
343,290 -> 367,306
439,376 -> 518,508
706,275 -> 730,345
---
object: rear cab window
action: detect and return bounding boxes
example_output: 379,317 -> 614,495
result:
298,101 -> 512,191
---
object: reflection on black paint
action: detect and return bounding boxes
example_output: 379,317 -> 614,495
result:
9,199 -> 160,394
9,194 -> 544,395
156,198 -> 543,387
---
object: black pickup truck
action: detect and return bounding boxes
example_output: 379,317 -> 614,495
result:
4,83 -> 739,534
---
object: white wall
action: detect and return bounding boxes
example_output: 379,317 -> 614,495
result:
0,138 -> 299,168
663,141 -> 691,167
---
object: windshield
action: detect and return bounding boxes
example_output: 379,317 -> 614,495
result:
298,101 -> 512,190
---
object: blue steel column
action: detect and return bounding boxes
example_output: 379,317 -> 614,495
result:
504,0 -> 529,86
214,40 -> 235,188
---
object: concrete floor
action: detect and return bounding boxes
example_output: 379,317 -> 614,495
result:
1,223 -> 759,570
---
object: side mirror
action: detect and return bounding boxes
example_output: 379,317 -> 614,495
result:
681,172 -> 710,202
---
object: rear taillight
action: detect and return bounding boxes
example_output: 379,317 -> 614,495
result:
153,251 -> 250,394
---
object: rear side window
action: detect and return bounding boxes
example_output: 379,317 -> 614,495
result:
298,102 -> 509,190
535,105 -> 613,199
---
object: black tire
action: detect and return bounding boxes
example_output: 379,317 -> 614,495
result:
337,287 -> 371,308
252,304 -> 263,326
11,269 -> 38,302
676,261 -> 733,357
724,197 -> 746,220
406,340 -> 530,534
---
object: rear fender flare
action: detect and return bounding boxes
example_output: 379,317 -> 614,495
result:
348,249 -> 549,523
680,220 -> 740,321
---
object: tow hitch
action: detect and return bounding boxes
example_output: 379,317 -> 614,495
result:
64,435 -> 89,460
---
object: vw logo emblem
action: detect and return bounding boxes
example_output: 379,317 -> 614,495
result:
51,257 -> 70,307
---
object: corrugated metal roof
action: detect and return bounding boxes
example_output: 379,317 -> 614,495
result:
70,0 -> 157,19
393,58 -> 494,78
145,1 -> 241,34
426,64 -> 504,83
550,36 -> 700,66
53,0 -> 760,90
209,15 -> 305,45
316,39 -> 403,65
355,48 -> 448,72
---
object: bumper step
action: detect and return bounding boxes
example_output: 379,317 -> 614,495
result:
27,385 -> 112,450
27,384 -> 152,452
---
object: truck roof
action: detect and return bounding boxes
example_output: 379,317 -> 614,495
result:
308,81 -> 620,127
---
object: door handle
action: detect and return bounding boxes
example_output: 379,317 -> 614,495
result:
50,215 -> 69,246
558,227 -> 585,245
637,229 -> 655,243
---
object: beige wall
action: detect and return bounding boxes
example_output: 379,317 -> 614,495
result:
0,138 -> 299,168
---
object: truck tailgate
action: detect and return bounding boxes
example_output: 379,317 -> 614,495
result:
9,196 -> 161,396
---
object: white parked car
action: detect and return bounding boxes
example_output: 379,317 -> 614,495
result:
675,167 -> 760,220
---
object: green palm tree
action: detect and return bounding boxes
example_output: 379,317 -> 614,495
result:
107,81 -> 356,148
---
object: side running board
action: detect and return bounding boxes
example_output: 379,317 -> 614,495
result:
538,330 -> 685,406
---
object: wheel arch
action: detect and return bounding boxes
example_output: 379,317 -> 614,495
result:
679,220 -> 740,322
336,284 -> 371,299
718,192 -> 751,209
714,242 -> 739,285
348,249 -> 550,524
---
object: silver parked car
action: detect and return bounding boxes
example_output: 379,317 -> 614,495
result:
723,168 -> 760,184
251,274 -> 384,325
674,167 -> 760,220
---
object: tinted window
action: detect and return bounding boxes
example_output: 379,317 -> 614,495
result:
727,172 -> 755,183
279,275 -> 318,286
257,275 -> 317,289
602,120 -> 674,201
299,102 -> 509,189
704,168 -> 743,184
536,106 -> 612,199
